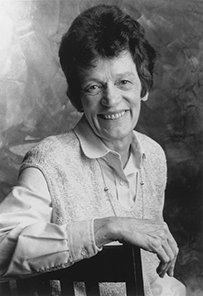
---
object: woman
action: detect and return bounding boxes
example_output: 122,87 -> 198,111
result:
0,4 -> 186,296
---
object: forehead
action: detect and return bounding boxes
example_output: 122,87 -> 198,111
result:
78,50 -> 139,82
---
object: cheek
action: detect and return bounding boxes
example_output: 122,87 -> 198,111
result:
129,95 -> 141,109
82,101 -> 98,122
82,96 -> 100,113
130,98 -> 141,118
81,96 -> 89,109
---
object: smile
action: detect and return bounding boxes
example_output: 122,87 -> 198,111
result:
99,111 -> 126,120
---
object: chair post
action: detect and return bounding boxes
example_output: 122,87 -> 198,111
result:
60,279 -> 75,296
85,281 -> 100,296
132,247 -> 144,296
0,282 -> 12,296
125,247 -> 144,296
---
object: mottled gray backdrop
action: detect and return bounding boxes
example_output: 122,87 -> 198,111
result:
0,0 -> 202,295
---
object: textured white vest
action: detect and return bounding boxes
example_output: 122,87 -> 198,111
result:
21,129 -> 167,296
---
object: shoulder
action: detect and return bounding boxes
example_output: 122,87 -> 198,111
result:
135,131 -> 167,194
134,131 -> 166,162
22,130 -> 80,165
36,130 -> 77,150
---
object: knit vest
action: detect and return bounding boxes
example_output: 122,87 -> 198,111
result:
20,129 -> 167,296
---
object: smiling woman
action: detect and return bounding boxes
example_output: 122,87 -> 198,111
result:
0,4 -> 186,296
79,50 -> 144,162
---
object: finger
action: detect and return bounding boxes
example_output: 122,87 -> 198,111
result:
168,236 -> 179,258
150,237 -> 171,275
159,254 -> 177,277
163,232 -> 179,276
161,233 -> 178,273
163,223 -> 179,256
164,240 -> 178,277
158,259 -> 176,278
157,261 -> 168,278
167,256 -> 177,277
156,234 -> 178,277
163,236 -> 177,258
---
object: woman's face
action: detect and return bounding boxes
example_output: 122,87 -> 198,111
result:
79,50 -> 147,147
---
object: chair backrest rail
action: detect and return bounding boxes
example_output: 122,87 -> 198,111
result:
0,245 -> 144,296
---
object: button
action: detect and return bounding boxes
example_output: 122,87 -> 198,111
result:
81,248 -> 88,258
120,180 -> 125,186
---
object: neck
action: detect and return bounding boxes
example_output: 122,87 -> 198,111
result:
102,135 -> 133,168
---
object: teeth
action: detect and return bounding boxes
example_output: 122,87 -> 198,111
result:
103,111 -> 125,120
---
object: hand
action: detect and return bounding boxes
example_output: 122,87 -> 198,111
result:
94,217 -> 178,278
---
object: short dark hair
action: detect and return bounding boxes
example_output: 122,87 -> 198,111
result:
59,4 -> 156,112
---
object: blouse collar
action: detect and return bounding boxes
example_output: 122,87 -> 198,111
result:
74,115 -> 146,168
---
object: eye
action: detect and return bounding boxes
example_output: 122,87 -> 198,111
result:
85,84 -> 102,95
121,80 -> 130,84
118,80 -> 133,90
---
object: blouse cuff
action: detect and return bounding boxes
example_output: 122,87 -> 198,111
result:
67,219 -> 102,264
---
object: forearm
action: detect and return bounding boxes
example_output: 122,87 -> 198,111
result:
0,169 -> 100,281
0,220 -> 99,282
94,216 -> 148,248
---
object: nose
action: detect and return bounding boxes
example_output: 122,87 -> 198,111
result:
101,83 -> 121,107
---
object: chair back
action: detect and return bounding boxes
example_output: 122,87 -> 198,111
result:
0,245 -> 144,296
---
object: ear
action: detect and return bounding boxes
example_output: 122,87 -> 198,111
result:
141,93 -> 149,102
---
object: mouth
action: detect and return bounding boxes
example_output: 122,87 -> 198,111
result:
98,111 -> 126,120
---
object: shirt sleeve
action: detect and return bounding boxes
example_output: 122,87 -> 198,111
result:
0,168 -> 100,282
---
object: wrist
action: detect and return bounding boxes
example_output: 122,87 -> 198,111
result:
93,217 -> 119,248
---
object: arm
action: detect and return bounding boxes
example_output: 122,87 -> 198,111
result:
0,164 -> 177,281
93,144 -> 178,278
0,168 -> 99,281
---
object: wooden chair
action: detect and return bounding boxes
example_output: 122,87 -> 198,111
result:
0,244 -> 144,296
